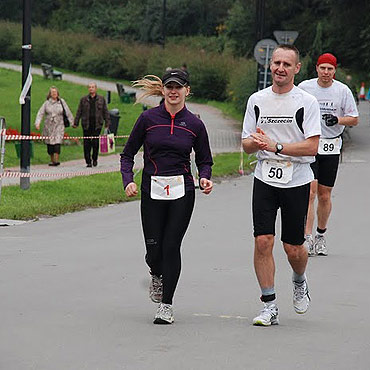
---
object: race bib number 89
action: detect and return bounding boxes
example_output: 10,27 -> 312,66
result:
318,138 -> 341,155
151,175 -> 185,200
262,160 -> 293,184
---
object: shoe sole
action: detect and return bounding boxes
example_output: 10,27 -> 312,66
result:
294,308 -> 309,314
294,303 -> 309,314
253,319 -> 279,326
317,252 -> 328,256
153,318 -> 174,325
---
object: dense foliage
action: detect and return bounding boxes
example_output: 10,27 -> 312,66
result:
0,1 -> 366,113
0,21 -> 355,114
1,0 -> 369,73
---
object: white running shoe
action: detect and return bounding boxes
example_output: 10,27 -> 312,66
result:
315,234 -> 328,256
252,303 -> 279,326
293,280 -> 310,314
305,234 -> 316,256
149,273 -> 163,303
154,303 -> 174,324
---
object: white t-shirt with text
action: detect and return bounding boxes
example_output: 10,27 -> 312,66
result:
298,78 -> 359,139
242,85 -> 321,188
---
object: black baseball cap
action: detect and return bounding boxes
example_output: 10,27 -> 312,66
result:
162,69 -> 189,86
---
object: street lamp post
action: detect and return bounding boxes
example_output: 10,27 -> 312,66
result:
162,0 -> 166,48
20,0 -> 32,190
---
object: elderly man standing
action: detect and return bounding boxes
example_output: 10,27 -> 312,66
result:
242,44 -> 321,326
299,53 -> 359,256
73,82 -> 111,167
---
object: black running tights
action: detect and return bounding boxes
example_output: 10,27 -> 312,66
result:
141,191 -> 195,305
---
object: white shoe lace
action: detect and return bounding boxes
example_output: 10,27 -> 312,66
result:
305,235 -> 315,254
259,303 -> 277,318
315,236 -> 327,253
157,303 -> 173,319
293,281 -> 307,302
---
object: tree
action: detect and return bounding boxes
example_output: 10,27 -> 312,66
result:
225,0 -> 255,57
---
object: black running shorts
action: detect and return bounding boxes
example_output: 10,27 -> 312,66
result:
310,154 -> 340,187
252,178 -> 310,245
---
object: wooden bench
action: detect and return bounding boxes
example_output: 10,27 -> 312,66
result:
41,63 -> 63,80
116,83 -> 136,103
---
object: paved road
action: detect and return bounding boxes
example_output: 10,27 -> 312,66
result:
0,102 -> 369,369
0,62 -> 241,187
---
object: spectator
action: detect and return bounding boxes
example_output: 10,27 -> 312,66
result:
73,82 -> 111,167
35,86 -> 73,166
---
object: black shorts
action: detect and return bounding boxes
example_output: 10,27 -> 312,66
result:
310,154 -> 340,187
252,178 -> 310,245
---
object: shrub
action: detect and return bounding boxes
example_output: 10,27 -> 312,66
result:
227,58 -> 256,113
190,59 -> 229,100
0,22 -> 21,60
0,21 -> 258,108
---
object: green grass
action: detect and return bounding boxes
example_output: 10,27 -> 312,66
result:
0,64 -> 256,220
0,172 -> 141,220
212,152 -> 256,177
0,67 -> 143,167
0,152 -> 256,220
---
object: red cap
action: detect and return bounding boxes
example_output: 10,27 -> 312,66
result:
317,53 -> 337,68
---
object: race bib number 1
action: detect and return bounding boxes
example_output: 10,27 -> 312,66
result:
151,175 -> 185,200
262,160 -> 293,184
318,138 -> 341,155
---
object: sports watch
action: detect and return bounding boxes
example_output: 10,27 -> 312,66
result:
275,143 -> 283,155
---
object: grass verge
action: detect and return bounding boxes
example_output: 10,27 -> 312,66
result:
0,152 -> 256,220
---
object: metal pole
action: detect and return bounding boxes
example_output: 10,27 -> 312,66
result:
255,0 -> 265,91
20,0 -> 32,190
263,44 -> 270,89
0,118 -> 6,202
162,0 -> 166,48
256,0 -> 265,41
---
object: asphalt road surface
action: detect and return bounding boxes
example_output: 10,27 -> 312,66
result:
0,101 -> 369,369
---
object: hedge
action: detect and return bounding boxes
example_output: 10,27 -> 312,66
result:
1,21 -> 328,115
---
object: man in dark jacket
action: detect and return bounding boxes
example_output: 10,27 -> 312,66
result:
73,82 -> 111,167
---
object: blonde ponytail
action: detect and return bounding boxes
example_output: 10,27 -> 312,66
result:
132,75 -> 163,103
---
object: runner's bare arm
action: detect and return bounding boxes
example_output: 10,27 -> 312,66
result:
338,116 -> 358,126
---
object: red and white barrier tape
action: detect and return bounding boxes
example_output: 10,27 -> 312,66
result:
1,134 -> 129,141
0,168 -> 119,178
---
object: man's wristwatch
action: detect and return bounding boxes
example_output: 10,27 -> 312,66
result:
275,143 -> 283,155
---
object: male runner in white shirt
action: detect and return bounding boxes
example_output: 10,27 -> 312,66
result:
242,44 -> 321,326
299,53 -> 359,256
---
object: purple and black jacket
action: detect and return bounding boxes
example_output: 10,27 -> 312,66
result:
120,103 -> 213,194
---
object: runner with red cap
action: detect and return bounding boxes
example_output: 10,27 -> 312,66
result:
298,53 -> 359,256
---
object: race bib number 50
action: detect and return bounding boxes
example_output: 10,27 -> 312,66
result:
150,175 -> 185,200
318,138 -> 341,155
262,160 -> 293,184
